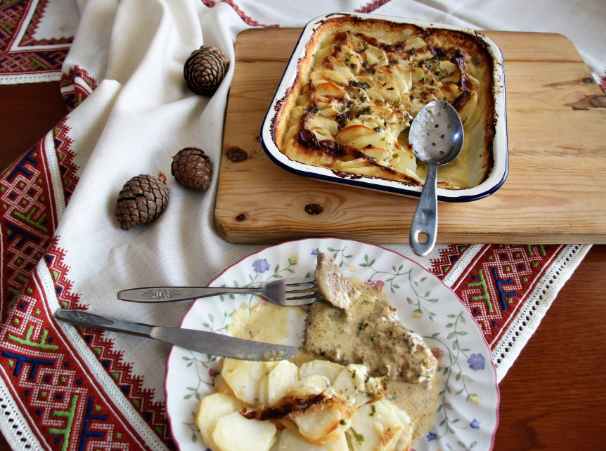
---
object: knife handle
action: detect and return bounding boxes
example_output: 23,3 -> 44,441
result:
54,309 -> 298,361
54,309 -> 153,338
117,286 -> 263,303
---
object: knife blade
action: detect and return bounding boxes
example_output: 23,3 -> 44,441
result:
54,309 -> 297,361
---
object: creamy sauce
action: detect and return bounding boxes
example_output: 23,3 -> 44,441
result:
304,283 -> 437,384
228,286 -> 440,445
228,300 -> 307,345
386,375 -> 440,443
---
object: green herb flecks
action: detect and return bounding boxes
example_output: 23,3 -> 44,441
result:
350,80 -> 371,89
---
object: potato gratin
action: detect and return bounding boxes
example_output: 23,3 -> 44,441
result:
197,358 -> 415,451
272,16 -> 497,189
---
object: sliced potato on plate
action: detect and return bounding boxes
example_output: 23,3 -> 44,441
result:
332,364 -> 384,408
213,411 -> 277,451
213,374 -> 234,396
221,358 -> 278,406
290,397 -> 353,445
195,393 -> 242,451
287,375 -> 332,398
279,429 -> 348,451
299,360 -> 345,384
347,400 -> 409,451
393,407 -> 413,451
267,360 -> 299,406
203,359 -> 411,451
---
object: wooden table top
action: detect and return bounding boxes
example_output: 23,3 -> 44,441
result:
1,81 -> 605,450
217,28 -> 606,245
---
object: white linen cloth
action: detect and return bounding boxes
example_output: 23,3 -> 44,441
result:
1,0 -> 604,449
58,0 -> 606,406
56,0 -> 604,390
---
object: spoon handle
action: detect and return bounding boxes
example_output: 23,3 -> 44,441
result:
410,163 -> 438,256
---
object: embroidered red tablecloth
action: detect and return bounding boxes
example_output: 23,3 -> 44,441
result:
1,1 -> 604,450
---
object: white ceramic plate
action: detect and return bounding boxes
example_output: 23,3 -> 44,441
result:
260,13 -> 508,202
165,238 -> 499,450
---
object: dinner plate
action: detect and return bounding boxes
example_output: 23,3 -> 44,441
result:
165,238 -> 499,450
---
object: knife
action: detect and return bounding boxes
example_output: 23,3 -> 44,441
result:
54,309 -> 297,361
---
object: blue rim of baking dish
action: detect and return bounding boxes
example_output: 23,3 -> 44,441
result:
259,12 -> 508,203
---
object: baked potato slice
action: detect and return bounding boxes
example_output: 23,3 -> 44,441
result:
279,428 -> 348,451
221,359 -> 278,406
299,360 -> 345,384
213,412 -> 277,451
195,393 -> 241,451
281,396 -> 353,445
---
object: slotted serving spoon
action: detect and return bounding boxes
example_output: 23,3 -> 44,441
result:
409,100 -> 464,256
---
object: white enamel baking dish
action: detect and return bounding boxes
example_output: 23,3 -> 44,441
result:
260,12 -> 507,202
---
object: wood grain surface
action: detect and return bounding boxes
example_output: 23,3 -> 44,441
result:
1,73 -> 606,451
216,28 -> 606,244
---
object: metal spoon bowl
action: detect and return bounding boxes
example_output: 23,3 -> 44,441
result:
409,100 -> 464,256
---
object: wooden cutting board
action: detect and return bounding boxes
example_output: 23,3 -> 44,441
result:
215,28 -> 606,244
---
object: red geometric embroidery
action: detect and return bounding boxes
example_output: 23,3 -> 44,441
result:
0,0 -> 71,78
449,244 -> 565,348
45,240 -> 173,446
0,118 -> 77,318
0,261 -> 157,451
599,69 -> 606,93
1,72 -> 170,446
429,244 -> 468,280
355,0 -> 392,13
53,119 -> 78,201
0,47 -> 67,76
200,0 -> 279,28
60,65 -> 98,111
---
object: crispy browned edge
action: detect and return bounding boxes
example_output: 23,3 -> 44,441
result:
270,15 -> 497,187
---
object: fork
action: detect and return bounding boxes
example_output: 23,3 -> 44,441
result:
117,277 -> 323,306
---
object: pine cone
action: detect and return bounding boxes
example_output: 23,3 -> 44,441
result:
115,173 -> 170,231
171,147 -> 212,190
184,46 -> 229,95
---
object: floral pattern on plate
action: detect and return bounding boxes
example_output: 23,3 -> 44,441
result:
165,238 -> 499,451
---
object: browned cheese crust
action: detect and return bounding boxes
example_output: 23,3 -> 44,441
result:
272,16 -> 496,189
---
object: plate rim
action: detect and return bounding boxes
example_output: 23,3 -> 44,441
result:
164,237 -> 500,450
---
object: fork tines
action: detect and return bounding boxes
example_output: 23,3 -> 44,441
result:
283,277 -> 323,304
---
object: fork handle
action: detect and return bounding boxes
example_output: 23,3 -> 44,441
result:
117,286 -> 265,303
